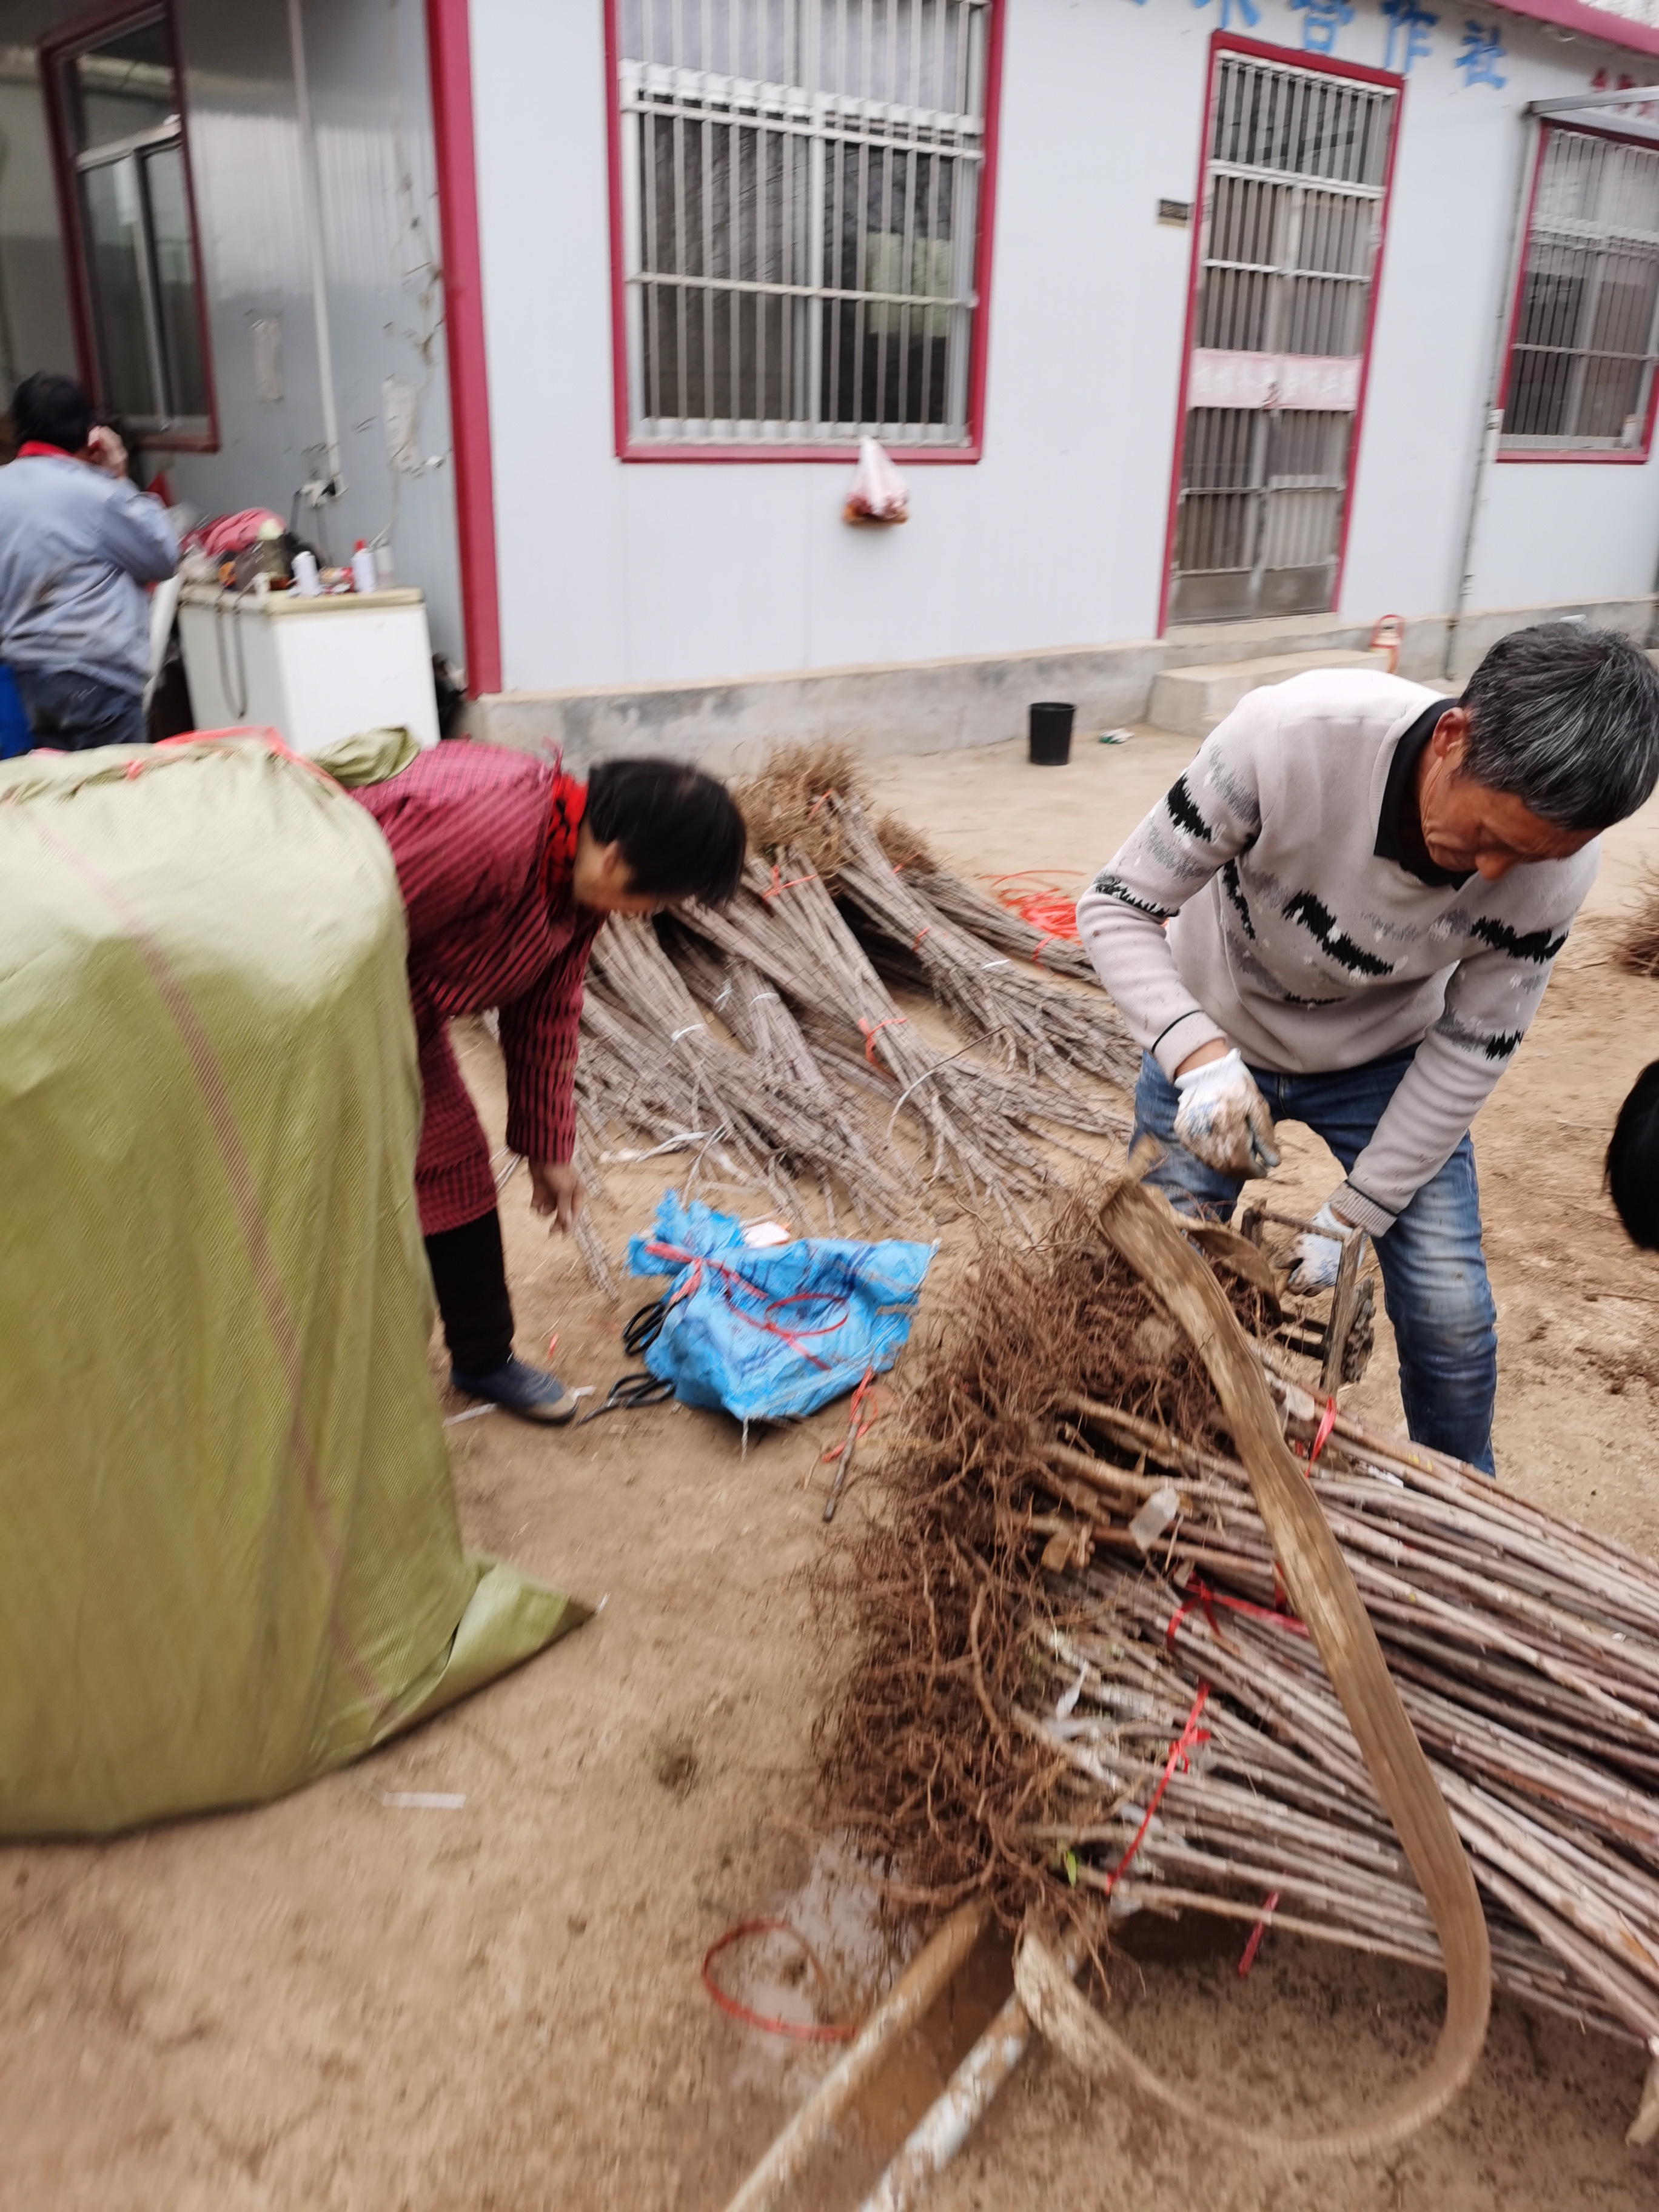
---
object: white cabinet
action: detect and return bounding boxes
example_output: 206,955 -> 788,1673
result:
178,585 -> 440,752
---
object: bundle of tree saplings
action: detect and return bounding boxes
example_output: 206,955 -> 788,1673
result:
577,913 -> 916,1234
818,1179 -> 1659,2133
572,743 -> 1136,1233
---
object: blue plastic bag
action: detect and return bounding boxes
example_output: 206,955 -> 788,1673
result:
626,1192 -> 933,1422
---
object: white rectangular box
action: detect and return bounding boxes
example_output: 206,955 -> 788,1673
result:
178,585 -> 440,753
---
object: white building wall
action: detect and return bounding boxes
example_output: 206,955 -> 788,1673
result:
1339,3 -> 1659,622
0,0 -> 467,668
471,0 -> 1659,699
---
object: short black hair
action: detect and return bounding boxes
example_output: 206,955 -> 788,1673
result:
586,756 -> 746,903
1461,621 -> 1659,833
12,371 -> 93,455
1607,1059 -> 1659,1249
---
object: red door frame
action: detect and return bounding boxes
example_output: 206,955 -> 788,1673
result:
602,0 -> 1007,461
39,0 -> 221,453
425,0 -> 501,696
1157,32 -> 1405,635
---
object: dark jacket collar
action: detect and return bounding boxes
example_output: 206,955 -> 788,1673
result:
1374,698 -> 1472,888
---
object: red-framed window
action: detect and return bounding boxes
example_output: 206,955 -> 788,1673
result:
1498,122 -> 1659,463
41,1 -> 216,449
604,0 -> 1005,462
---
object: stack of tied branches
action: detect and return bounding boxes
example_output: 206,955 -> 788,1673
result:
817,1177 -> 1659,2130
572,743 -> 1138,1235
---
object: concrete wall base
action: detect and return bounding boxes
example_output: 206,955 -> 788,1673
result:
467,597 -> 1657,769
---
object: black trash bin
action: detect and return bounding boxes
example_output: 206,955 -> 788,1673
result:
1028,701 -> 1075,766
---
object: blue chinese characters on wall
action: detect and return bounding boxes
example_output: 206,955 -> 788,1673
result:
1453,19 -> 1506,84
1379,0 -> 1436,73
1289,0 -> 1356,53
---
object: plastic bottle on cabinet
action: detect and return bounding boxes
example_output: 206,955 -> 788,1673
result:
350,540 -> 377,597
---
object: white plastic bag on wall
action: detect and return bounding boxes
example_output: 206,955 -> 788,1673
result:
843,437 -> 910,525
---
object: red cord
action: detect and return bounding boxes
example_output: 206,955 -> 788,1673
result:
1165,1577 -> 1307,1652
821,1368 -> 880,1462
637,1242 -> 860,1372
1238,1891 -> 1281,1977
1104,1683 -> 1210,1892
701,1919 -> 857,2043
985,870 -> 1084,943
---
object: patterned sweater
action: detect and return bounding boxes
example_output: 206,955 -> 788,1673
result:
1076,670 -> 1598,1233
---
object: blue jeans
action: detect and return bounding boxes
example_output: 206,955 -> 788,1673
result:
1133,1050 -> 1497,1473
13,666 -> 147,751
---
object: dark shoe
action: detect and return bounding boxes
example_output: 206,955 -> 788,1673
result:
451,1354 -> 580,1425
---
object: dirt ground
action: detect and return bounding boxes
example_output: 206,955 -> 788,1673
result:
6,727 -> 1659,2212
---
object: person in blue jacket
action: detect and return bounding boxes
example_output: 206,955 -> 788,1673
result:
0,372 -> 177,749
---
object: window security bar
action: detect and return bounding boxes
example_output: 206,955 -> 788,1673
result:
616,0 -> 990,447
1500,126 -> 1659,452
1169,52 -> 1398,625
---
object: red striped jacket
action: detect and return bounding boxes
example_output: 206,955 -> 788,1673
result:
354,741 -> 599,1235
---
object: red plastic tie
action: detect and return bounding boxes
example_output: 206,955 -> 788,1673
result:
763,862 -> 820,900
1238,1890 -> 1281,1977
1104,1683 -> 1210,1892
1294,1396 -> 1339,1470
701,1919 -> 857,2043
1167,1576 -> 1307,1651
1310,1396 -> 1338,1465
857,1013 -> 907,1065
911,923 -> 932,954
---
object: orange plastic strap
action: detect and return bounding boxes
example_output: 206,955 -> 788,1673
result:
857,1014 -> 907,1064
763,862 -> 821,900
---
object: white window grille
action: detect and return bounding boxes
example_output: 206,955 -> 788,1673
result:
1501,127 -> 1659,454
1170,54 -> 1396,626
614,1 -> 990,448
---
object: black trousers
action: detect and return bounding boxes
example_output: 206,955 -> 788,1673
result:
424,1209 -> 514,1375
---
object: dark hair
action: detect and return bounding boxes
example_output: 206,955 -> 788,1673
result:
12,371 -> 94,455
1460,621 -> 1659,833
586,756 -> 746,903
1607,1059 -> 1659,1249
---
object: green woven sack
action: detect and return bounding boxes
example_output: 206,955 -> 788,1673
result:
0,733 -> 584,1835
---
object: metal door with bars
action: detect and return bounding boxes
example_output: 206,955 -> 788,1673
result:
1167,50 -> 1398,626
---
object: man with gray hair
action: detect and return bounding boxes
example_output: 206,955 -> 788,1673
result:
1080,623 -> 1659,1473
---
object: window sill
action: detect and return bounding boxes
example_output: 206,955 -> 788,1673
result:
618,437 -> 982,464
1495,444 -> 1654,464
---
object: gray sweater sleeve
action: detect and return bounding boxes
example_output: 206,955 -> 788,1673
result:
1076,699 -> 1267,1074
1336,886 -> 1589,1233
99,479 -> 179,583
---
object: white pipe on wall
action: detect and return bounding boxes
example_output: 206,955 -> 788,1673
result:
286,0 -> 344,501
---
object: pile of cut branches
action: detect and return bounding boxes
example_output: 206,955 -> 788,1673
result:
817,1178 -> 1659,2104
573,743 -> 1137,1234
1616,870 -> 1659,979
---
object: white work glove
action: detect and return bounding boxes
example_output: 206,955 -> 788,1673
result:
1172,1048 -> 1280,1176
1289,1200 -> 1351,1293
